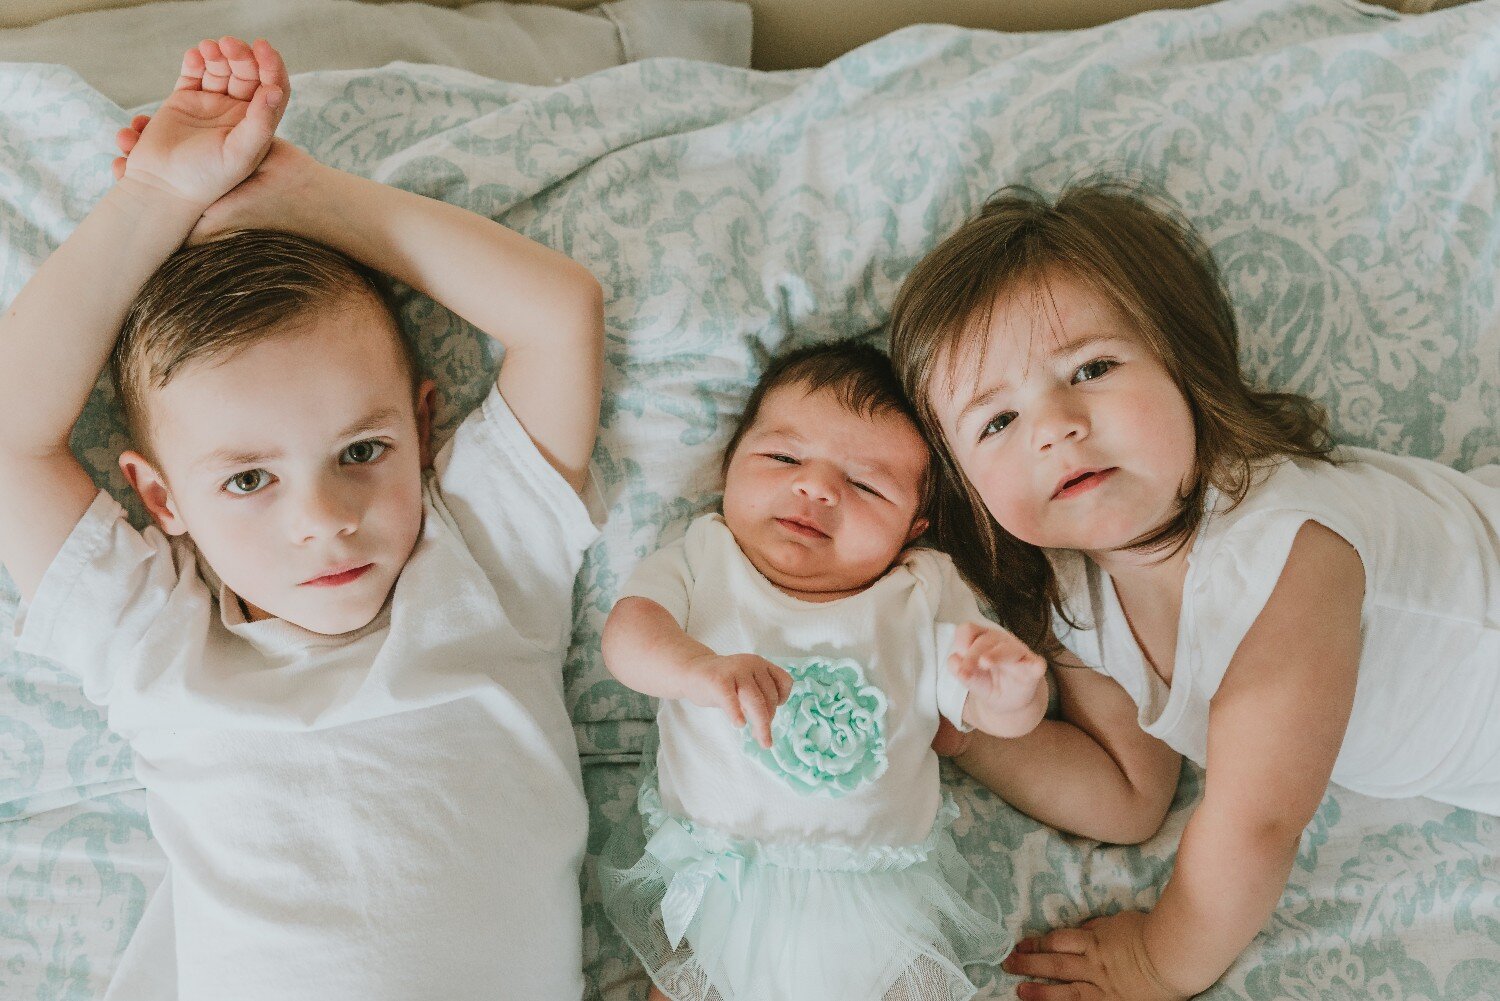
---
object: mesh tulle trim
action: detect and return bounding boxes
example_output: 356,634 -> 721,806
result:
636,777 -> 964,873
602,773 -> 1011,1001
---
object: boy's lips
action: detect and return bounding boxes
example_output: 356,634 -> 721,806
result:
774,516 -> 830,539
301,563 -> 373,587
1051,467 -> 1116,500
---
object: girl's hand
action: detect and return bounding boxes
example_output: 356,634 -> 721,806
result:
681,653 -> 793,749
111,37 -> 288,209
1003,911 -> 1187,1001
950,622 -> 1047,737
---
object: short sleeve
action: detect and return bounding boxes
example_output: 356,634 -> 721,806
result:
1187,509 -> 1310,695
12,490 -> 198,708
616,533 -> 694,626
915,552 -> 991,732
433,385 -> 604,651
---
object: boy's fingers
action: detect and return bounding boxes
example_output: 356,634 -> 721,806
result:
254,38 -> 290,93
198,38 -> 231,94
175,47 -> 205,91
218,36 -> 261,101
224,85 -> 282,164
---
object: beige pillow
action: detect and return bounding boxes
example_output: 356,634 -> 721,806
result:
0,0 -> 751,107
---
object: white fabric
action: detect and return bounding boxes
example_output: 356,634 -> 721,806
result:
0,0 -> 753,109
621,513 -> 980,850
1051,448 -> 1500,814
13,384 -> 600,1001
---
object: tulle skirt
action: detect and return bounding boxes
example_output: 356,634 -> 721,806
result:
600,773 -> 1010,1001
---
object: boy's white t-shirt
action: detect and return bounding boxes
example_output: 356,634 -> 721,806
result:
13,384 -> 600,1001
621,513 -> 976,850
1051,448 -> 1500,814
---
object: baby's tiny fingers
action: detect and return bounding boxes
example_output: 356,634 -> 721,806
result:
741,683 -> 773,748
111,156 -> 126,181
115,127 -> 138,154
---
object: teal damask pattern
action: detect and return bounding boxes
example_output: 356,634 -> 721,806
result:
741,657 -> 888,796
3,0 -> 1500,997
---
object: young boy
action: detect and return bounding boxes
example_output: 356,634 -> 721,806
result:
0,37 -> 604,1000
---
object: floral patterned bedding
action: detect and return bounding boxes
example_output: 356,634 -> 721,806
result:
2,0 -> 1498,996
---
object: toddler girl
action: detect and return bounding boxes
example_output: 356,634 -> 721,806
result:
600,340 -> 1046,1001
888,182 -> 1500,1000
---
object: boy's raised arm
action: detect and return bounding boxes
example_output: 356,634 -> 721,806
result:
183,143 -> 605,494
0,37 -> 286,602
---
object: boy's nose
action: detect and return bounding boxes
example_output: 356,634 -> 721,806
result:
294,484 -> 360,543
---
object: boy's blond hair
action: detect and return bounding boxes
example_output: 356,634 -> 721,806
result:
111,229 -> 420,462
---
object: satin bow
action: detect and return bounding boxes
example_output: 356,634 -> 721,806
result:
646,816 -> 746,949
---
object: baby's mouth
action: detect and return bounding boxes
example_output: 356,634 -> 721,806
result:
775,516 -> 830,539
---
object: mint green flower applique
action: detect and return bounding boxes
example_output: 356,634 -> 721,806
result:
744,656 -> 888,796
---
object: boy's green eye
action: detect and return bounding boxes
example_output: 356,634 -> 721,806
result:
342,440 -> 388,464
225,469 -> 269,495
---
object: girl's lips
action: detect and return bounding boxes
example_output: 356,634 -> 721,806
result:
775,517 -> 829,539
1052,468 -> 1116,500
302,564 -> 373,587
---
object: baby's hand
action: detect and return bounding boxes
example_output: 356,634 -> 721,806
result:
681,653 -> 793,749
111,37 -> 288,210
949,622 -> 1047,738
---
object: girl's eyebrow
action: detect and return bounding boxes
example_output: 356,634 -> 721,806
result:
955,332 -> 1130,425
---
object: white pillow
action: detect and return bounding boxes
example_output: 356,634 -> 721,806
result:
0,0 -> 752,107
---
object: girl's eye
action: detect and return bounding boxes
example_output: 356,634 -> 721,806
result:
342,440 -> 388,465
224,469 -> 270,496
978,412 -> 1015,442
1073,358 -> 1117,383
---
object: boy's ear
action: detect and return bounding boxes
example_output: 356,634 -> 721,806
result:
415,378 -> 438,470
118,450 -> 188,536
905,516 -> 930,546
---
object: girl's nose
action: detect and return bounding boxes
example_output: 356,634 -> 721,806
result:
1032,395 -> 1089,452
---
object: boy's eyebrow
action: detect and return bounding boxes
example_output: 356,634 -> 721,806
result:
192,406 -> 405,472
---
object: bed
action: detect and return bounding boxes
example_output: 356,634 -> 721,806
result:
1,0 -> 1497,998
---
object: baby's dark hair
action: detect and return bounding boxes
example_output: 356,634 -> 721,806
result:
111,229 -> 420,463
723,339 -> 935,517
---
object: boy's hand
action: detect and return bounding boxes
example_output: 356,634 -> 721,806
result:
950,622 -> 1047,738
680,653 -> 794,749
111,37 -> 288,209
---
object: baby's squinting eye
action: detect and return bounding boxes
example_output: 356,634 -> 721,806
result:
852,481 -> 882,498
978,412 -> 1015,442
1073,358 -> 1118,383
766,453 -> 799,465
224,469 -> 270,496
342,440 -> 388,465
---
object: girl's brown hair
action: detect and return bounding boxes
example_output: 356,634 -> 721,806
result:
888,182 -> 1334,650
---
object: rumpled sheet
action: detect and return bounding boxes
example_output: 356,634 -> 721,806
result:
2,0 -> 1497,996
